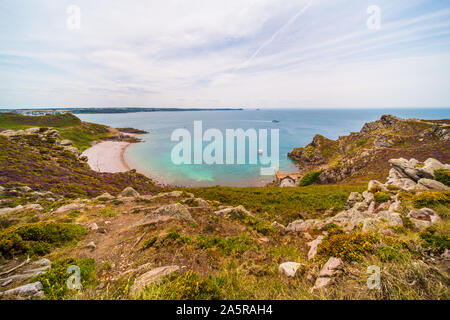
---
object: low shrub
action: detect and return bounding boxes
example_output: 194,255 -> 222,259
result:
196,235 -> 256,255
376,244 -> 409,263
140,270 -> 223,300
419,226 -> 450,254
411,192 -> 450,208
183,198 -> 199,207
374,192 -> 391,204
299,171 -> 322,186
0,221 -> 86,258
31,257 -> 96,299
239,215 -> 277,235
164,232 -> 193,245
317,232 -> 378,262
434,169 -> 450,186
139,236 -> 158,251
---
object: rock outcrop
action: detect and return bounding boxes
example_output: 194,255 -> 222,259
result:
120,187 -> 140,198
130,266 -> 182,295
286,158 -> 448,233
288,115 -> 450,184
312,257 -> 344,291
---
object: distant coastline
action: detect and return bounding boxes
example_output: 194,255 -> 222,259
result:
0,107 -> 244,116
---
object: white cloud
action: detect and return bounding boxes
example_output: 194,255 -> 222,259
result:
0,0 -> 449,108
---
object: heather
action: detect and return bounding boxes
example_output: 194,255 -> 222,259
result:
0,134 -> 162,198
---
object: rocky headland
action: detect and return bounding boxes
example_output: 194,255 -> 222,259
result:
288,115 -> 450,184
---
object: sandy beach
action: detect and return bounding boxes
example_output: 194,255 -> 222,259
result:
82,141 -> 132,173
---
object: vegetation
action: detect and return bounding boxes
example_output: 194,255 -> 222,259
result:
0,134 -> 163,198
196,234 -> 256,255
409,191 -> 450,208
317,231 -> 378,262
0,221 -> 86,258
186,185 -> 364,223
434,169 -> 450,186
0,113 -> 81,130
138,270 -> 223,300
299,170 -> 322,186
419,226 -> 450,254
31,257 -> 96,299
374,192 -> 391,204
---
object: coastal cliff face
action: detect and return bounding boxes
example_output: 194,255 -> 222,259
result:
288,115 -> 450,184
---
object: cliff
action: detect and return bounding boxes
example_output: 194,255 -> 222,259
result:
288,115 -> 450,184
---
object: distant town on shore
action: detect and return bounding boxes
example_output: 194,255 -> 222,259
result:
0,107 -> 244,116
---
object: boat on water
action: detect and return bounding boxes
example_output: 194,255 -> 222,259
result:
272,120 -> 280,123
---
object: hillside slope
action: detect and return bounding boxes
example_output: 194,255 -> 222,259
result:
288,115 -> 450,184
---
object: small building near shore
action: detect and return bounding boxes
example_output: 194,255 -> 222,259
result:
275,170 -> 302,187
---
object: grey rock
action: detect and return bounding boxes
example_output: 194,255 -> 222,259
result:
130,266 -> 181,295
346,192 -> 363,208
408,208 -> 441,224
368,180 -> 388,192
32,258 -> 51,267
214,205 -> 253,218
418,178 -> 449,191
279,262 -> 304,277
86,241 -> 96,250
286,219 -> 315,232
24,127 -> 41,134
271,221 -> 286,230
63,146 -> 81,156
60,139 -> 73,146
318,257 -> 344,278
18,186 -> 32,193
388,177 -> 418,192
95,193 -> 115,201
307,236 -> 324,260
442,249 -> 450,261
418,158 -> 449,178
410,218 -> 431,230
23,204 -> 44,212
389,158 -> 413,171
120,187 -> 140,198
312,257 -> 344,291
139,203 -> 192,225
54,203 -> 85,214
0,282 -> 43,298
0,207 -> 16,217
403,168 -> 421,182
388,201 -> 401,212
362,191 -> 374,204
89,223 -> 99,231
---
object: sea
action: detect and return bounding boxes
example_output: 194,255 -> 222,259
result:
77,108 -> 449,187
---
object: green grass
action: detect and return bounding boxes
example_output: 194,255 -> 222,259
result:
434,169 -> 450,187
58,122 -> 113,151
0,221 -> 86,258
187,185 -> 364,223
0,113 -> 81,130
31,257 -> 96,299
374,192 -> 391,204
0,113 -> 114,151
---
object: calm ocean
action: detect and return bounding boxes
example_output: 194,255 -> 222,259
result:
77,108 -> 449,187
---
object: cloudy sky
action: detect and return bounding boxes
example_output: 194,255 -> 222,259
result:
1,0 -> 450,109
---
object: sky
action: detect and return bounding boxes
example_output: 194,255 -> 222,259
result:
1,0 -> 450,109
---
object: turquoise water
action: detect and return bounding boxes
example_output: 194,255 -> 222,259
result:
77,108 -> 449,187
